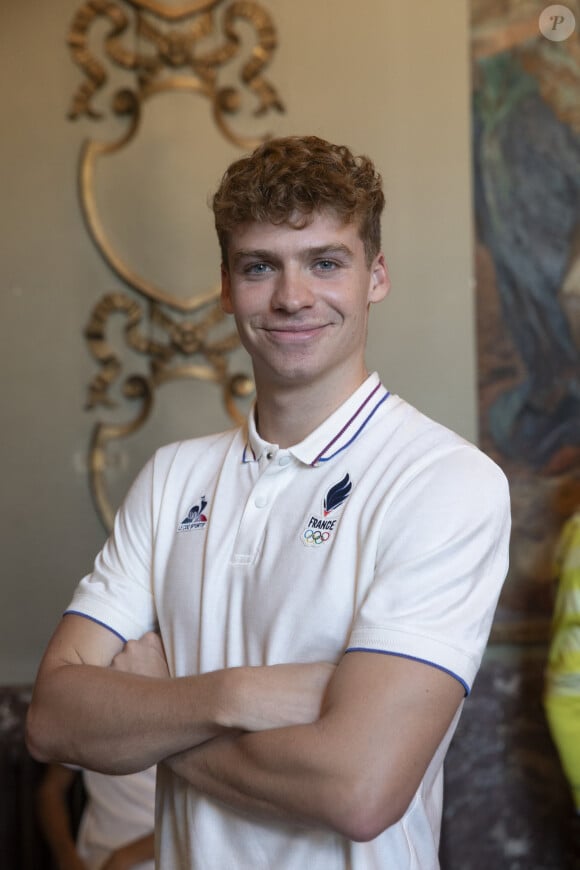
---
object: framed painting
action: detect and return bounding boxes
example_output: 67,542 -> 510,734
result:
471,0 -> 580,641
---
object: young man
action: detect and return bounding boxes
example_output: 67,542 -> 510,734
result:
27,136 -> 511,868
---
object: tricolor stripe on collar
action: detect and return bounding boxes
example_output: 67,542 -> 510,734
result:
242,441 -> 258,463
310,381 -> 390,465
242,375 -> 390,466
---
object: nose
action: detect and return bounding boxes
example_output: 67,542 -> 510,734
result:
271,268 -> 314,313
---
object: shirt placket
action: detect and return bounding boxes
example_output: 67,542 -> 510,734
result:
231,449 -> 295,566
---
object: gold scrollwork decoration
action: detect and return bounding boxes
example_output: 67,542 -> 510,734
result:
129,1 -> 223,21
66,0 -> 282,529
67,0 -> 284,139
84,291 -> 254,529
67,1 -> 137,121
84,290 -> 250,408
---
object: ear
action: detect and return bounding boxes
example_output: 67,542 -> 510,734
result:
220,264 -> 234,314
368,253 -> 390,304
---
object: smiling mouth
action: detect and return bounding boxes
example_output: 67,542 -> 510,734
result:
263,325 -> 328,342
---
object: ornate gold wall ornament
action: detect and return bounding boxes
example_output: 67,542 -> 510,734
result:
67,0 -> 283,529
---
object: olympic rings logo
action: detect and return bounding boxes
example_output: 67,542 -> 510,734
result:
302,529 -> 331,546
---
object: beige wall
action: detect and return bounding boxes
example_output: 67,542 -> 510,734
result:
0,0 -> 474,683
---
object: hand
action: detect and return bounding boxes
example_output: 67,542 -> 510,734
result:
98,833 -> 155,870
111,631 -> 170,679
99,849 -> 131,870
229,661 -> 336,732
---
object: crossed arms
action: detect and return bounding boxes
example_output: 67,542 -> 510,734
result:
26,614 -> 463,842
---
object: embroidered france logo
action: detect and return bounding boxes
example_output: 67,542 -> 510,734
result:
178,496 -> 208,532
301,473 -> 352,547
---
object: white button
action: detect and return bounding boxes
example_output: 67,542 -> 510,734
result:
255,495 -> 268,508
278,455 -> 290,467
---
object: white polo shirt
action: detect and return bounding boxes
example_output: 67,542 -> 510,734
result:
67,372 -> 510,870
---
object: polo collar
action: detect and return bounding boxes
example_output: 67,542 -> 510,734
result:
242,373 -> 390,467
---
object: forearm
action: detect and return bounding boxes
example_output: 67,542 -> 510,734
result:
162,665 -> 340,828
27,659 -> 334,774
37,797 -> 80,867
36,770 -> 86,870
164,652 -> 464,842
27,615 -> 334,775
27,665 -> 229,773
165,721 -> 350,834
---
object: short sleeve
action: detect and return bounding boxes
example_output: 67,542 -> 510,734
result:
347,447 -> 511,693
65,452 -> 161,641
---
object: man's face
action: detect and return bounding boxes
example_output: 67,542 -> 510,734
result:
221,210 -> 390,397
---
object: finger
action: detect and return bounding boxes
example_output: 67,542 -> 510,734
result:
141,632 -> 166,656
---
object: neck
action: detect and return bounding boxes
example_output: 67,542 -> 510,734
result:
253,370 -> 369,447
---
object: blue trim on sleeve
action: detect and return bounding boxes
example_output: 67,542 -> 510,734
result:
345,646 -> 470,696
63,610 -> 128,644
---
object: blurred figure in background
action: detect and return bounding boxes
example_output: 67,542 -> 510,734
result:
544,510 -> 580,815
37,763 -> 155,870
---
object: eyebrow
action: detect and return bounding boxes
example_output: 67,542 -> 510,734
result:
306,243 -> 354,260
231,243 -> 355,265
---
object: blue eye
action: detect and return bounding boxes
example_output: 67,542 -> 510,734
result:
316,260 -> 337,271
246,263 -> 271,274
